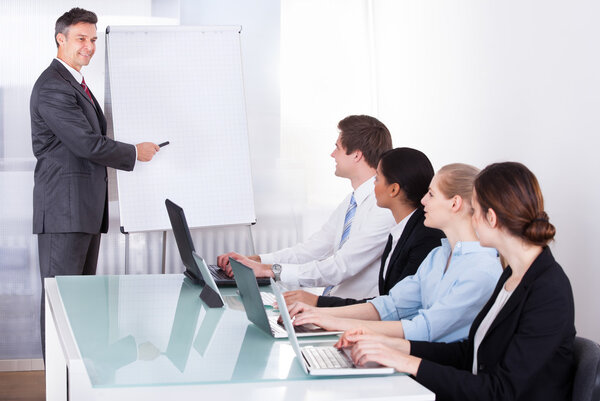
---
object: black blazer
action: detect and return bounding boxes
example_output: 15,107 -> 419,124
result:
410,247 -> 575,401
31,59 -> 136,234
317,208 -> 444,307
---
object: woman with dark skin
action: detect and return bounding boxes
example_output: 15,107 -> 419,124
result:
284,147 -> 444,308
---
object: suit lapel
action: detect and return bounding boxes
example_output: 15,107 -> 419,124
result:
88,90 -> 106,134
52,59 -> 97,109
484,280 -> 527,335
479,248 -> 554,340
466,267 -> 509,362
378,235 -> 393,292
51,60 -> 105,134
382,210 -> 422,284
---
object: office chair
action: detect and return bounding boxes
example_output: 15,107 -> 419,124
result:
572,336 -> 600,401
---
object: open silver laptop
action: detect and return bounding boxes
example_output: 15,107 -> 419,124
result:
272,278 -> 395,376
192,252 -> 225,305
230,258 -> 343,339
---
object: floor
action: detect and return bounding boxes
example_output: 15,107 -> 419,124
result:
0,294 -> 42,360
0,238 -> 42,361
0,370 -> 45,401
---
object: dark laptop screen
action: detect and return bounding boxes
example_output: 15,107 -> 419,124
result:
165,199 -> 204,285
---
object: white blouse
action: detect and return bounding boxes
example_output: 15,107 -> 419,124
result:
472,284 -> 514,374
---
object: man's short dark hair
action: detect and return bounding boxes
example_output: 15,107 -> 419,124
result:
55,8 -> 98,47
337,115 -> 393,169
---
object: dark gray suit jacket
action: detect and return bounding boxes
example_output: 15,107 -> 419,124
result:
31,59 -> 136,234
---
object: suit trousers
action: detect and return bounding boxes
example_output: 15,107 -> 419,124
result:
38,232 -> 101,359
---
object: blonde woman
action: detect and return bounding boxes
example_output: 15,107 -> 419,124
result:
288,164 -> 502,343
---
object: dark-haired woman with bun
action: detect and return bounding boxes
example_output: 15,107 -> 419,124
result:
337,162 -> 575,401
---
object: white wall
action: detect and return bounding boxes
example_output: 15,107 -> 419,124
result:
374,0 -> 600,343
179,0 -> 280,161
280,0 -> 600,342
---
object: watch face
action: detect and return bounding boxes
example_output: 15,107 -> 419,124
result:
272,264 -> 282,281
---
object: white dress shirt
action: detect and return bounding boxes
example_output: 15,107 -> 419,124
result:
56,57 -> 84,83
260,176 -> 396,299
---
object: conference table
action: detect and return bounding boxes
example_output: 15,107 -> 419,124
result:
44,274 -> 434,401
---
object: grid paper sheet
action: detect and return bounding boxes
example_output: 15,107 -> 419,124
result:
106,26 -> 255,233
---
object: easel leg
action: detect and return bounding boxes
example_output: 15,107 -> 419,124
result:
247,224 -> 256,255
124,233 -> 129,274
162,230 -> 167,274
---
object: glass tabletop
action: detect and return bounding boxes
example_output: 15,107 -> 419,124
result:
55,274 -> 342,388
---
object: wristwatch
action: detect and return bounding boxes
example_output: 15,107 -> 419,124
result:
271,264 -> 282,281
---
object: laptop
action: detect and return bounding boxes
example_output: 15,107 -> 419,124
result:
191,251 -> 225,306
165,198 -> 270,287
192,251 -> 275,309
230,258 -> 343,338
272,278 -> 395,376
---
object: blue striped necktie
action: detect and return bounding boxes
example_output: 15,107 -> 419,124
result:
323,193 -> 357,295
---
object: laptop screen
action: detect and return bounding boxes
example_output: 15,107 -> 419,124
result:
230,258 -> 272,336
192,252 -> 222,300
271,279 -> 309,374
165,199 -> 205,285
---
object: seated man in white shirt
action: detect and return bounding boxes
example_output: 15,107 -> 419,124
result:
217,115 -> 396,301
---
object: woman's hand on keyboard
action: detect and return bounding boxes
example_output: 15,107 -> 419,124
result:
288,302 -> 344,331
347,336 -> 420,375
335,327 -> 409,353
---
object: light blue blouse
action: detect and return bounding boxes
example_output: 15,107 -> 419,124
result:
368,239 -> 501,343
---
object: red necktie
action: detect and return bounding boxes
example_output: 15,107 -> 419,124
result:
81,77 -> 93,102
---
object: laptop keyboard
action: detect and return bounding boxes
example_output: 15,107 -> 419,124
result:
292,323 -> 315,333
270,317 -> 315,335
208,264 -> 270,286
302,346 -> 353,369
209,265 -> 231,280
260,292 -> 276,306
270,319 -> 288,336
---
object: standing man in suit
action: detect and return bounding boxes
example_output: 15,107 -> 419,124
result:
31,7 -> 159,356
